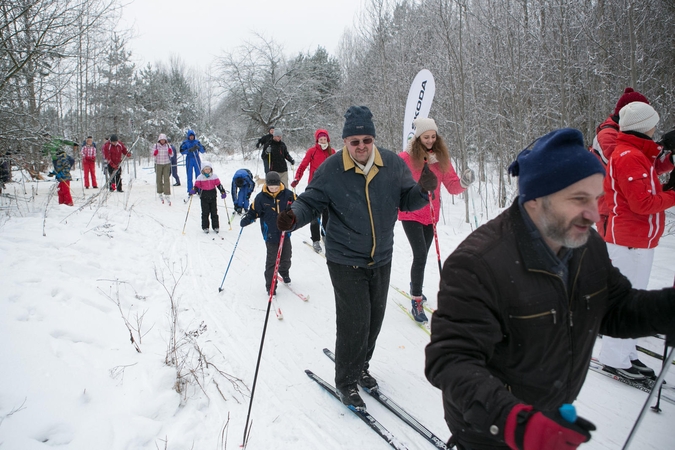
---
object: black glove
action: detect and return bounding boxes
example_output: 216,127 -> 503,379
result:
664,171 -> 675,192
277,207 -> 296,231
418,163 -> 438,193
659,129 -> 675,152
240,214 -> 252,227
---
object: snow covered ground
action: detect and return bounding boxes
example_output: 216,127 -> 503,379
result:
1,153 -> 674,450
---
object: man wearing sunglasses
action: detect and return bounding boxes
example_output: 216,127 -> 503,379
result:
277,105 -> 438,410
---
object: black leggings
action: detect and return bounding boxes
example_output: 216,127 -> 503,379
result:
401,220 -> 434,297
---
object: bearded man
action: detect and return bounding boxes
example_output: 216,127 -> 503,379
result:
424,128 -> 675,450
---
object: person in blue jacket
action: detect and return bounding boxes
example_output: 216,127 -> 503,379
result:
231,168 -> 255,214
179,129 -> 205,193
240,171 -> 296,296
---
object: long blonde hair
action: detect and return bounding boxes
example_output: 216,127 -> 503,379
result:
408,133 -> 451,173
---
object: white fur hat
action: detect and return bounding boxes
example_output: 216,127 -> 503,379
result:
414,117 -> 438,138
619,102 -> 659,134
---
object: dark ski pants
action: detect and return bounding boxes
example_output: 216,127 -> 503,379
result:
310,209 -> 329,243
327,260 -> 391,390
200,195 -> 219,230
264,238 -> 292,294
401,220 -> 434,297
107,163 -> 122,190
171,163 -> 180,185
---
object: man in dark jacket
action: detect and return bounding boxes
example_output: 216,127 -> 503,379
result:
257,126 -> 275,173
277,106 -> 438,410
425,128 -> 675,450
262,129 -> 294,185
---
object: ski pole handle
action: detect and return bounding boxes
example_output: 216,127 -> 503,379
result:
558,404 -> 576,423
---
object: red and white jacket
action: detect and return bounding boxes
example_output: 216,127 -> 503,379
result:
604,132 -> 675,248
295,129 -> 335,184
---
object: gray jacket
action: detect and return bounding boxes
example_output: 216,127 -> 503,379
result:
292,146 -> 428,267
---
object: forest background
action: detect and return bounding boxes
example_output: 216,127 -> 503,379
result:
2,0 -> 675,216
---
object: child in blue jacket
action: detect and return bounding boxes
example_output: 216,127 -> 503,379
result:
240,171 -> 295,295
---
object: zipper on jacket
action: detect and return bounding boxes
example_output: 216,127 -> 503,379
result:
509,309 -> 557,324
583,286 -> 608,310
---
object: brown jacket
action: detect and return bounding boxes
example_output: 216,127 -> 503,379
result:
425,200 -> 675,449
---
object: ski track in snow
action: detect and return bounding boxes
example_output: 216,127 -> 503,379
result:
0,157 -> 674,449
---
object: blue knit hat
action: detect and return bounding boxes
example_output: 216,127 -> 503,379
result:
342,106 -> 376,139
508,128 -> 605,204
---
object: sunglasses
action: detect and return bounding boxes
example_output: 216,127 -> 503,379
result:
347,137 -> 374,147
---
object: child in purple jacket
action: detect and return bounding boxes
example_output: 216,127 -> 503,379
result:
190,161 -> 227,233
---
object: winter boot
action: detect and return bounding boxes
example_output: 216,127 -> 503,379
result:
281,275 -> 291,284
631,359 -> 656,379
203,229 -> 210,234
410,282 -> 427,303
214,228 -> 219,234
337,384 -> 366,410
602,364 -> 647,381
110,183 -> 116,192
411,296 -> 428,323
166,195 -> 171,206
159,194 -> 164,204
357,369 -> 378,391
313,241 -> 322,253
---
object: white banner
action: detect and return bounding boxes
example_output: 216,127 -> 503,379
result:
402,69 -> 435,151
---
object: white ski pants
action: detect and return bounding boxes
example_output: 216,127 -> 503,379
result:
598,243 -> 654,369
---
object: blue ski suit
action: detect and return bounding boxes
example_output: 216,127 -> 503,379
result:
179,129 -> 205,192
231,168 -> 255,213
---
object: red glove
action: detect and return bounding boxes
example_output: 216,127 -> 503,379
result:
291,179 -> 299,188
504,404 -> 595,450
153,149 -> 158,156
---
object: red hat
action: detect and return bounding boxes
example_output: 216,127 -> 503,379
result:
315,129 -> 330,142
614,87 -> 649,116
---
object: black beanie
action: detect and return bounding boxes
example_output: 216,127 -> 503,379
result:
342,106 -> 376,139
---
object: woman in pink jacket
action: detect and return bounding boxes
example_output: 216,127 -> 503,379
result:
291,129 -> 335,253
152,133 -> 173,205
399,117 -> 475,322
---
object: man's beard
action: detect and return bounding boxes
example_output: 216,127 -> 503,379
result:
540,199 -> 594,249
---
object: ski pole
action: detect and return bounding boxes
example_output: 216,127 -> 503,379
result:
218,226 -> 243,292
181,194 -> 193,235
428,192 -> 443,275
622,346 -> 675,449
222,194 -> 232,230
653,274 -> 675,412
241,231 -> 287,448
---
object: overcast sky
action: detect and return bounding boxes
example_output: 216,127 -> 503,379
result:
120,0 -> 366,69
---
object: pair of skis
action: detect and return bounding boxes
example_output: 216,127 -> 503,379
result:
306,348 -> 449,449
588,358 -> 675,405
269,275 -> 310,320
390,285 -> 433,335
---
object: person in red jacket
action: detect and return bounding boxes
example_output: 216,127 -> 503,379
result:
291,129 -> 335,253
398,117 -> 474,322
102,135 -> 131,192
590,88 -> 651,237
598,101 -> 675,380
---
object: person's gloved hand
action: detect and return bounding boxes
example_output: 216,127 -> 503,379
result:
663,170 -> 675,192
504,404 -> 595,450
291,179 -> 299,188
48,172 -> 55,177
189,188 -> 197,196
277,207 -> 296,231
460,168 -> 475,188
418,163 -> 438,193
240,214 -> 252,227
153,149 -> 158,156
221,192 -> 227,199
